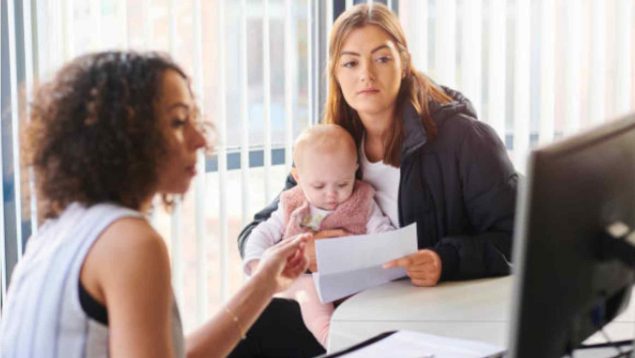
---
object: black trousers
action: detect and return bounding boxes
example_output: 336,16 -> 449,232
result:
228,298 -> 326,358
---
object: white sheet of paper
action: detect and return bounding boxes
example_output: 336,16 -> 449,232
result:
339,330 -> 505,358
312,223 -> 418,303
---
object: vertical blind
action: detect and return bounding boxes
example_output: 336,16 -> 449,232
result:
1,0 -> 634,332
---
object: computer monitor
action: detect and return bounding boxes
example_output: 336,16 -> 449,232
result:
508,113 -> 635,358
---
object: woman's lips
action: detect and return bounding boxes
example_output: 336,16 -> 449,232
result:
357,88 -> 379,95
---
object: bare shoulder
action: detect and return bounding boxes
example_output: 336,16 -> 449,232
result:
96,217 -> 169,266
81,216 -> 171,303
81,219 -> 175,356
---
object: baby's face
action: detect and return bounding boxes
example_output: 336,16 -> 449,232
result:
295,148 -> 357,211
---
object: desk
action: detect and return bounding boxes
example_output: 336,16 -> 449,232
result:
327,276 -> 635,355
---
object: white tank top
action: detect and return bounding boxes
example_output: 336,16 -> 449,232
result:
0,202 -> 185,358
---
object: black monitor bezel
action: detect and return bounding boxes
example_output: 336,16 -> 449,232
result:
508,113 -> 635,357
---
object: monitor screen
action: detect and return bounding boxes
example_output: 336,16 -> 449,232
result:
508,113 -> 635,357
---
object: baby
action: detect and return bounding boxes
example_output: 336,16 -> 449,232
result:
243,124 -> 394,346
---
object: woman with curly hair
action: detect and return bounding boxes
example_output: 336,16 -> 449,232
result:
0,51 -> 309,358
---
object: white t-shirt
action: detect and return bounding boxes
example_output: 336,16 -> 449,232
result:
359,139 -> 401,228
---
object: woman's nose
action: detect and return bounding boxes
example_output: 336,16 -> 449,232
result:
189,126 -> 207,151
359,60 -> 375,83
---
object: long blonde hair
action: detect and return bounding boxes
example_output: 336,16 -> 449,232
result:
323,3 -> 452,166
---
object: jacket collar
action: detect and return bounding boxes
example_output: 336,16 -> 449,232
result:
401,102 -> 427,158
400,86 -> 477,158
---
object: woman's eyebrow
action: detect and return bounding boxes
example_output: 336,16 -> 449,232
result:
370,44 -> 391,53
340,44 -> 391,57
167,102 -> 190,112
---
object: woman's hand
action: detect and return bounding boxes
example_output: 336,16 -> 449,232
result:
254,234 -> 310,293
187,234 -> 309,357
383,249 -> 442,287
306,229 -> 350,272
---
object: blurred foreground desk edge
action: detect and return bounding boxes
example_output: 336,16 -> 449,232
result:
327,276 -> 635,355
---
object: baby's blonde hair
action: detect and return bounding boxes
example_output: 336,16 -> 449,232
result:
293,124 -> 357,170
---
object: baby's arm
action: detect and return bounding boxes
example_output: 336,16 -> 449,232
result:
242,205 -> 286,275
365,200 -> 396,233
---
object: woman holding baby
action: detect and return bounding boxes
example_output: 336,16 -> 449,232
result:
234,2 -> 518,357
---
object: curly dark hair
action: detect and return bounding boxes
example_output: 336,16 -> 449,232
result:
25,51 -> 191,219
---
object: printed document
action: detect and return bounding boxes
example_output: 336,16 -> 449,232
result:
312,223 -> 418,303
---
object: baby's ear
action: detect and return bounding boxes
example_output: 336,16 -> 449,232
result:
291,167 -> 300,183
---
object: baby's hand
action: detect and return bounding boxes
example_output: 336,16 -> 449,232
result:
313,229 -> 350,240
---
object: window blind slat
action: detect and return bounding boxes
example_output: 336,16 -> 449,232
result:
435,0 -> 456,87
308,0 -> 315,126
513,0 -> 531,169
563,0 -> 582,135
143,0 -> 153,49
22,0 -> 38,235
461,0 -> 482,116
538,0 -> 555,144
615,0 -> 633,115
284,0 -> 296,171
63,0 -> 74,58
217,0 -> 229,302
403,0 -> 427,71
7,0 -> 23,261
263,0 -> 272,203
167,0 -> 184,307
240,0 -> 250,227
1,0 -> 11,303
589,0 -> 606,125
192,0 -> 207,324
488,0 -> 506,141
88,0 -> 102,53
169,0 -> 177,55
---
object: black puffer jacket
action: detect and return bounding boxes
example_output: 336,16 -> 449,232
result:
238,87 -> 518,280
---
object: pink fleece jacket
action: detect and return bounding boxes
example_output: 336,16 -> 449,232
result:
280,180 -> 376,239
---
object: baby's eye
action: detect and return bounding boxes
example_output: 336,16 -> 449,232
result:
338,183 -> 349,188
312,185 -> 325,190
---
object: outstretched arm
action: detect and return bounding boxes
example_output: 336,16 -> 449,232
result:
186,234 -> 309,358
237,174 -> 297,257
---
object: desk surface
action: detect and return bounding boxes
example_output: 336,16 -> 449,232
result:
328,276 -> 635,353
